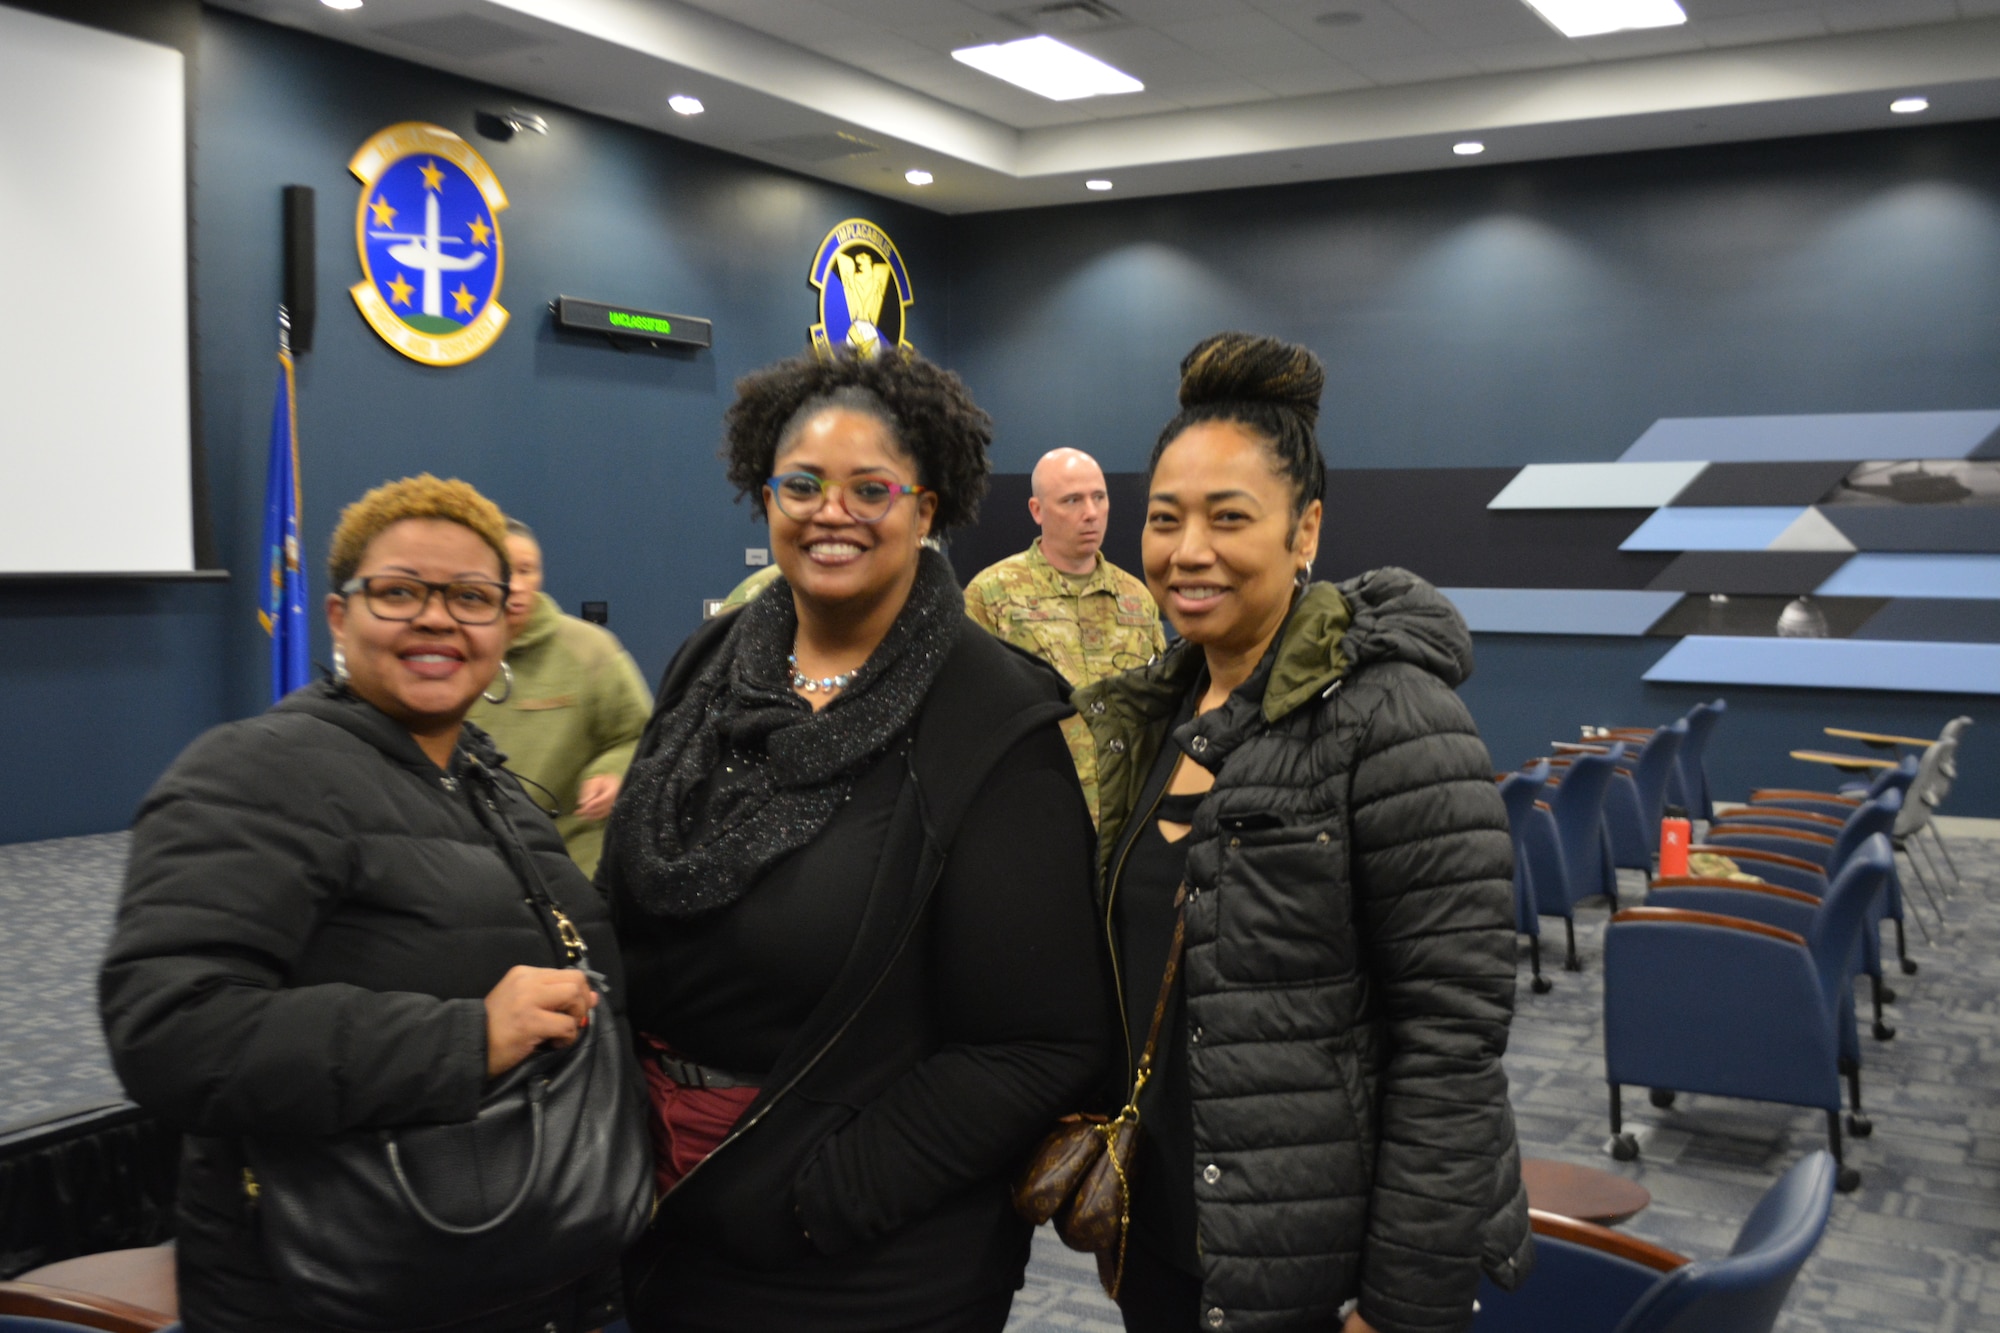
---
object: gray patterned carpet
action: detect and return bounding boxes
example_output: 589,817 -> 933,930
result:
5,827 -> 1997,1330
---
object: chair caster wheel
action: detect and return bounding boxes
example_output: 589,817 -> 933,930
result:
1836,1166 -> 1862,1194
1608,1133 -> 1640,1162
1873,1021 -> 1897,1041
1901,959 -> 1920,976
1848,1114 -> 1873,1138
1649,1088 -> 1676,1109
1878,985 -> 1897,1004
1531,976 -> 1553,995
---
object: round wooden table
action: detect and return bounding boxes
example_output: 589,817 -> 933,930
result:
1521,1157 -> 1651,1227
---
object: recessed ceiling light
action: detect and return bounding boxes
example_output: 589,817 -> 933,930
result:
321,0 -> 363,10
1085,179 -> 1113,191
905,168 -> 934,186
1890,96 -> 1930,115
667,94 -> 704,116
1521,0 -> 1687,39
1453,141 -> 1486,156
951,35 -> 1144,102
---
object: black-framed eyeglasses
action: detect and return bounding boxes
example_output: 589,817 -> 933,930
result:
767,472 -> 929,524
340,575 -> 510,625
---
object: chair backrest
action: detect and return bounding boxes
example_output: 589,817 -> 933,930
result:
1613,1150 -> 1836,1333
1898,743 -> 1950,835
1474,1211 -> 1686,1333
1631,719 -> 1687,824
1807,836 -> 1893,1016
1864,756 -> 1918,800
1499,761 -> 1549,828
1828,787 -> 1901,868
1551,744 -> 1624,901
1677,700 -> 1724,818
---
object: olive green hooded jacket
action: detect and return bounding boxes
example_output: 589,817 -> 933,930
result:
469,593 -> 652,876
1075,568 -> 1532,1333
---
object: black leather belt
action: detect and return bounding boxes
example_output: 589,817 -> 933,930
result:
654,1052 -> 761,1090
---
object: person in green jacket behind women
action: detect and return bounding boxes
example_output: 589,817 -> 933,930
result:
471,519 -> 653,877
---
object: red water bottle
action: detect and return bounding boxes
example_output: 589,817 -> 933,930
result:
1659,804 -> 1691,877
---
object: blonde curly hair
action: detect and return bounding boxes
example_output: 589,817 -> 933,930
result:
327,474 -> 511,589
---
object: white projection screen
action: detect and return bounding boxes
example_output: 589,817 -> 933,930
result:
0,4 -> 194,574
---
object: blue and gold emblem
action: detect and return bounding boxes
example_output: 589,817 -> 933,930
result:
349,122 -> 508,366
808,219 -> 912,359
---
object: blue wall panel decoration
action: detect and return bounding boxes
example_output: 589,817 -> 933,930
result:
1822,507 -> 2000,552
1620,507 -> 1810,551
1854,599 -> 2000,642
1816,553 -> 2000,599
1487,462 -> 1708,509
1620,411 -> 2000,463
1644,636 -> 2000,694
1438,588 -> 1682,636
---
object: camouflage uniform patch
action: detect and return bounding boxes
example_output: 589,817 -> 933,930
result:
964,540 -> 1167,823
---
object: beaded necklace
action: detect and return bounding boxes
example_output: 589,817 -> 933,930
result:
788,653 -> 854,694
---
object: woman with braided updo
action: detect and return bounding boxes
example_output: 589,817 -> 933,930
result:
1078,333 -> 1532,1333
600,348 -> 1112,1332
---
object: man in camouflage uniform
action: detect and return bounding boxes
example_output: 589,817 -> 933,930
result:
965,448 -> 1166,820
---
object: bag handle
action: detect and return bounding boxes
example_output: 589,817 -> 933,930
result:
463,758 -> 589,971
384,1077 -> 550,1235
1121,883 -> 1188,1112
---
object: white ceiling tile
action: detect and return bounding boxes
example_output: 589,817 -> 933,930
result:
872,57 -> 1093,124
1821,0 -> 1958,32
1253,64 -> 1375,95
1957,0 -> 2000,16
1572,26 -> 1709,59
1362,48 -> 1485,83
815,29 -> 942,69
1390,0 -> 1554,47
1165,74 -> 1293,106
1692,10 -> 1829,45
1064,26 -> 1224,83
1467,39 -> 1590,73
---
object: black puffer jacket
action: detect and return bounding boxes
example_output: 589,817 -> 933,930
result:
98,683 -> 626,1333
1079,569 -> 1532,1333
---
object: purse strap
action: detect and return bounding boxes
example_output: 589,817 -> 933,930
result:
462,757 -> 589,971
1125,884 -> 1188,1106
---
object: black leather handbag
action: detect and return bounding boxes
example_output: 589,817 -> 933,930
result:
242,762 -> 653,1333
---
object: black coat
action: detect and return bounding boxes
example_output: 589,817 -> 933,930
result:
601,613 -> 1116,1315
98,683 -> 625,1333
1080,572 -> 1534,1333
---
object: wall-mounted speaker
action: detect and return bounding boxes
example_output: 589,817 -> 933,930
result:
282,185 -> 315,354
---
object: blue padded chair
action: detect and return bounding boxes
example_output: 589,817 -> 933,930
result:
1600,699 -> 1726,822
1709,790 -> 1906,1038
1643,875 -> 1870,1135
1603,836 -> 1894,1193
1498,761 -> 1553,994
1558,723 -> 1688,872
1474,1150 -> 1835,1333
1748,755 -> 1916,820
1532,743 -> 1624,971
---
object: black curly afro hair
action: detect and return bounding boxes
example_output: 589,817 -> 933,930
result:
722,348 -> 992,534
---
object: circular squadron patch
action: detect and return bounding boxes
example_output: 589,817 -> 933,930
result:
808,218 -> 913,360
349,122 -> 509,366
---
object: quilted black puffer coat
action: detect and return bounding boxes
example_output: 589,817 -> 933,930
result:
1078,568 -> 1532,1333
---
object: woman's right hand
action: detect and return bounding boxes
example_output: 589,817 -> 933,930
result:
483,966 -> 599,1077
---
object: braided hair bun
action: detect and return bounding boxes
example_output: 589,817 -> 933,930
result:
1154,331 -> 1328,512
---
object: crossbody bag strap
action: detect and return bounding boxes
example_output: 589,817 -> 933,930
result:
462,758 -> 589,971
1127,884 -> 1189,1097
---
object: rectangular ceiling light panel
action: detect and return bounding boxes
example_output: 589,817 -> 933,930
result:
950,35 -> 1143,101
1521,0 -> 1687,39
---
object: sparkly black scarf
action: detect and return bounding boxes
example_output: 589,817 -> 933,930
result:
610,547 -> 963,920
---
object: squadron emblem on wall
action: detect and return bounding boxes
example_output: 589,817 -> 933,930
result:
349,122 -> 509,366
808,218 -> 913,359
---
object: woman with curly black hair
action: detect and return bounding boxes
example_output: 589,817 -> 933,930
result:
601,348 -> 1113,1332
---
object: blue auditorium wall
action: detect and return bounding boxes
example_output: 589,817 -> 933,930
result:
943,123 -> 2000,812
0,9 -> 946,843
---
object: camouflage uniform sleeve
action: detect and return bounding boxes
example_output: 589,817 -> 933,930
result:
1059,713 -> 1100,828
964,574 -> 1001,633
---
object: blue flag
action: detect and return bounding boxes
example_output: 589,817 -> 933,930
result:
259,348 -> 310,700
